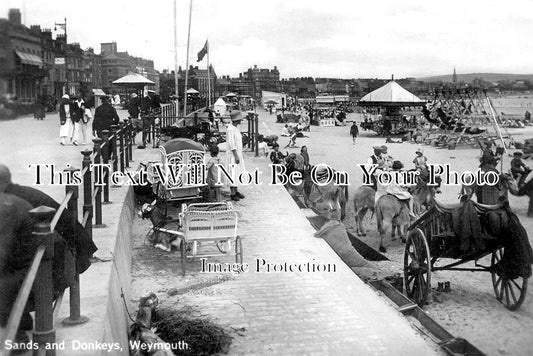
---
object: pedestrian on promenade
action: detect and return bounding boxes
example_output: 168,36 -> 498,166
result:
301,145 -> 310,169
138,92 -> 154,149
350,121 -> 359,144
93,96 -> 120,154
59,94 -> 73,146
79,102 -> 92,145
128,93 -> 142,133
226,111 -> 246,201
33,94 -> 46,120
71,95 -> 85,146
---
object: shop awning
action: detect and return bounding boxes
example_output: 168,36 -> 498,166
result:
15,51 -> 43,68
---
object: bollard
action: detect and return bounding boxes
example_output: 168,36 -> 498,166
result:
29,206 -> 57,356
101,130 -> 110,203
62,169 -> 89,326
81,150 -> 93,239
92,138 -> 106,228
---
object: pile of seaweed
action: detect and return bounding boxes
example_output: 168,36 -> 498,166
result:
153,307 -> 233,355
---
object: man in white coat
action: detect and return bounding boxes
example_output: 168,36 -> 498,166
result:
226,111 -> 246,201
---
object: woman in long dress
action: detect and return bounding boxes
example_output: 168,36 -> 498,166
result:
59,94 -> 73,146
225,111 -> 246,201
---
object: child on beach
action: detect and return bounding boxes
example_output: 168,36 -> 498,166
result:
206,144 -> 222,202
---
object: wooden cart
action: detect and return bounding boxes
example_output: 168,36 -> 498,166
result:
404,200 -> 530,310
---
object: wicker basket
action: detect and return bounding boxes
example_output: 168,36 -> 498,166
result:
180,202 -> 238,242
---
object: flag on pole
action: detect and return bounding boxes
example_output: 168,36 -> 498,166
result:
197,40 -> 208,62
56,23 -> 66,30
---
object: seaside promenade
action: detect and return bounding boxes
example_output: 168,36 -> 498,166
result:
0,111 -> 441,355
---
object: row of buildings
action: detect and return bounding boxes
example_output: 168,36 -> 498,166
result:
0,9 -> 159,104
4,7 -> 529,109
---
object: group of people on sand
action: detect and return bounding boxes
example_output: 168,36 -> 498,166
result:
367,145 -> 429,219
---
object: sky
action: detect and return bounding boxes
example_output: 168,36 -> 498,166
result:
2,0 -> 533,79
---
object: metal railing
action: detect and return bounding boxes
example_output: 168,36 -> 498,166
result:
140,102 -> 259,154
0,118 -> 137,355
141,101 -> 179,148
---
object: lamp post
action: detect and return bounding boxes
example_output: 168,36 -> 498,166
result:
55,18 -> 68,95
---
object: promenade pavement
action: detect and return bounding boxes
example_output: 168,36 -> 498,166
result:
130,114 -> 442,355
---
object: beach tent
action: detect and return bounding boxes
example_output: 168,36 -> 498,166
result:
213,97 -> 227,115
359,81 -> 424,107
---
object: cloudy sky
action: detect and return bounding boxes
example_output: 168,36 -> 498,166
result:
2,0 -> 533,79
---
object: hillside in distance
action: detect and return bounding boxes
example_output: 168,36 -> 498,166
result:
417,73 -> 533,83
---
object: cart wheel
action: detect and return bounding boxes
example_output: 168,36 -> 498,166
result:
180,238 -> 186,276
235,236 -> 243,264
491,248 -> 528,311
404,228 -> 431,306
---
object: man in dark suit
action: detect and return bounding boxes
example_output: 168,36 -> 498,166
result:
93,96 -> 120,138
0,164 -> 97,274
93,96 -> 120,156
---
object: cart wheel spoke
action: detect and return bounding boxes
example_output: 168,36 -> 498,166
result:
504,281 -> 511,307
494,276 -> 502,291
498,279 -> 506,301
510,279 -> 523,293
404,228 -> 431,306
508,281 -> 518,305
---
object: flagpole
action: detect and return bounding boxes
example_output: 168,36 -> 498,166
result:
183,0 -> 193,117
207,39 -> 211,108
173,0 -> 179,117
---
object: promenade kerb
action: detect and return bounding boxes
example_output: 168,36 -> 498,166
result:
0,102 -> 176,355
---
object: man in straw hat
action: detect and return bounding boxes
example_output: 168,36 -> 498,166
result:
413,148 -> 427,170
226,111 -> 246,201
367,145 -> 383,166
366,145 -> 383,190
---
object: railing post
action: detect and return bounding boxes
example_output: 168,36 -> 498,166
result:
81,150 -> 93,240
29,206 -> 56,356
153,113 -> 158,148
62,169 -> 89,326
110,125 -> 119,175
101,130 -> 110,203
150,113 -> 155,148
92,138 -> 106,228
127,119 -> 134,162
255,113 -> 259,157
118,123 -> 125,172
122,120 -> 130,168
